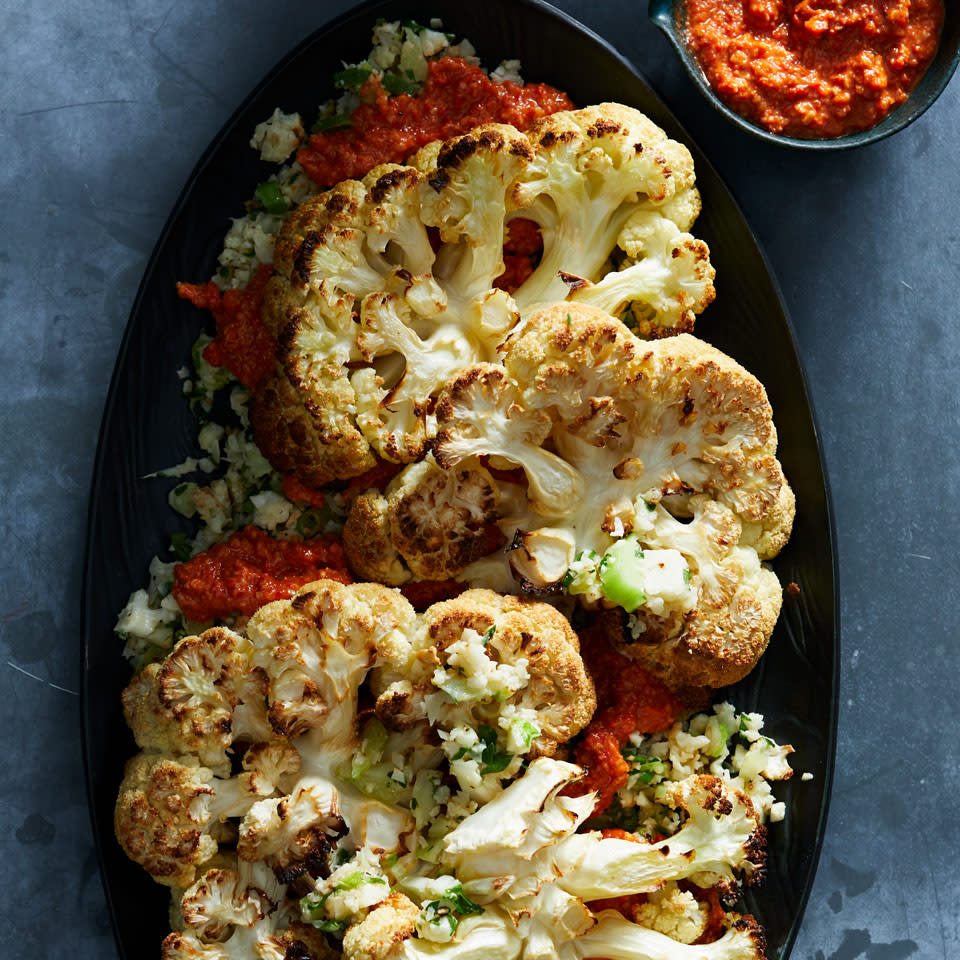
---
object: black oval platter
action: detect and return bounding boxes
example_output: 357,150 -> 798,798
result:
82,1 -> 839,958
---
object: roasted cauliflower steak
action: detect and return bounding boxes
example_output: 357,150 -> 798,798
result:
251,104 -> 715,487
115,580 -> 596,895
346,303 -> 794,688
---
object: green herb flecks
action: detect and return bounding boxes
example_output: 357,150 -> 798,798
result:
334,64 -> 373,91
382,71 -> 419,96
477,724 -> 513,774
169,532 -> 192,562
254,181 -> 287,215
421,882 -> 484,936
311,112 -> 353,134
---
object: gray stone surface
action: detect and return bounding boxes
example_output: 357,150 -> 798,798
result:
1,1 -> 957,958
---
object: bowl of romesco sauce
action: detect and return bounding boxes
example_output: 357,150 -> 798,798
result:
649,0 -> 959,149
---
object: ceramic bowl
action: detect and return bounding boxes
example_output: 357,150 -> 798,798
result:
649,0 -> 960,149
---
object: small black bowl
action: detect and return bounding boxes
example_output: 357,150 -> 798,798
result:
650,0 -> 960,149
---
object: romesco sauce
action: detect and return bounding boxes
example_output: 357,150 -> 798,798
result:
685,0 -> 945,139
176,264 -> 275,392
298,57 -> 573,186
172,525 -> 352,621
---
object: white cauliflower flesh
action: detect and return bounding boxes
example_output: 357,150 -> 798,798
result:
354,302 -> 794,688
162,861 -> 337,959
250,103 -> 714,488
367,759 -> 768,960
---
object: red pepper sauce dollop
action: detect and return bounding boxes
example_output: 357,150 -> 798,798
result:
685,0 -> 945,139
176,264 -> 275,392
298,57 -> 573,187
568,619 -> 689,816
172,525 -> 351,622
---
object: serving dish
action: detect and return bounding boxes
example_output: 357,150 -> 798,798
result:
81,1 -> 839,957
649,0 -> 960,150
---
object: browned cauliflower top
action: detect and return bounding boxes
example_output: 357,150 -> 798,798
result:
343,458 -> 502,584
370,588 -> 596,758
346,303 -> 794,689
250,104 -> 714,487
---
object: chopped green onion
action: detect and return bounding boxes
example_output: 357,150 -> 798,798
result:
254,181 -> 287,215
169,532 -> 192,562
311,112 -> 353,134
383,72 -> 419,96
337,871 -> 387,891
334,64 -> 373,91
630,756 -> 666,784
481,624 -> 496,645
516,720 -> 540,750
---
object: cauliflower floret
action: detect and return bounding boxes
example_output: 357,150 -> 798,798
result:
571,207 -> 714,338
575,910 -> 766,960
302,845 -> 392,927
165,862 -> 337,959
370,589 -> 595,759
245,579 -> 417,743
341,892 -> 420,960
121,627 -> 273,777
370,303 -> 793,688
250,107 -> 305,163
509,104 -> 708,314
115,587 -> 180,647
343,457 -> 501,584
238,778 -> 347,891
250,104 -> 714,487
114,749 -> 291,888
633,883 -> 708,943
178,867 -> 274,941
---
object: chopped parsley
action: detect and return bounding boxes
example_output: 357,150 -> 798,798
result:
477,724 -> 513,774
421,883 -> 484,935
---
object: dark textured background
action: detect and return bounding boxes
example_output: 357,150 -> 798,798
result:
1,1 -> 956,958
